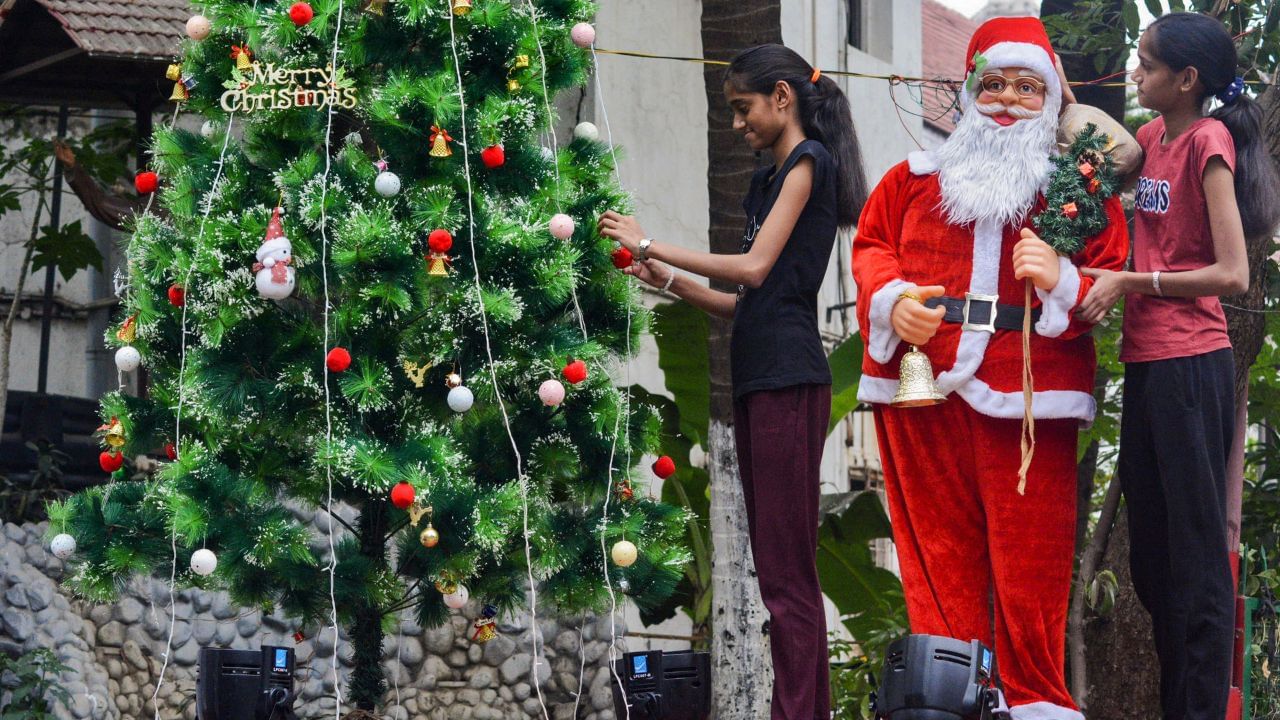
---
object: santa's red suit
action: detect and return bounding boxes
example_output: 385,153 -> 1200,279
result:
853,18 -> 1129,720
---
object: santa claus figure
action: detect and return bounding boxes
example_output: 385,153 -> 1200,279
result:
853,18 -> 1128,718
254,206 -> 295,299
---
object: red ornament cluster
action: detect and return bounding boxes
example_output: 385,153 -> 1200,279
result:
562,359 -> 587,385
289,2 -> 313,25
611,247 -> 633,269
326,347 -> 352,373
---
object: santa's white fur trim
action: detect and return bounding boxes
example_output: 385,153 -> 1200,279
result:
856,374 -> 1096,423
1034,256 -> 1080,338
1009,701 -> 1085,720
908,151 -> 938,175
868,279 -> 911,364
934,216 -> 1000,393
961,41 -> 1062,119
256,237 -> 291,260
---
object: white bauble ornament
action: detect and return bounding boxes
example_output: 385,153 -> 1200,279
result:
186,14 -> 212,40
570,22 -> 596,49
611,539 -> 637,567
443,584 -> 470,609
447,385 -> 474,413
374,171 -> 401,197
200,120 -> 220,138
50,533 -> 76,560
538,379 -> 565,407
549,213 -> 575,240
573,122 -> 599,142
115,345 -> 142,372
190,548 -> 218,576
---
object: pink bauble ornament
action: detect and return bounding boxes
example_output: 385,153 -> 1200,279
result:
186,14 -> 212,40
570,22 -> 596,48
538,379 -> 565,407
549,213 -> 575,240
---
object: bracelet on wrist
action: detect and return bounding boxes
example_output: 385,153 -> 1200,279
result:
1152,270 -> 1163,296
661,270 -> 677,293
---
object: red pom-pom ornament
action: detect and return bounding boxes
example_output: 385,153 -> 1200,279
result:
652,455 -> 677,479
428,229 -> 453,254
167,284 -> 185,307
611,247 -> 633,269
289,2 -> 314,25
326,347 -> 352,373
390,481 -> 416,509
165,442 -> 177,460
99,450 -> 124,473
562,359 -> 587,385
135,171 -> 159,194
480,144 -> 505,169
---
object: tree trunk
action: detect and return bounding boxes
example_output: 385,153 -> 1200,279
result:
700,2 -> 780,717
350,503 -> 389,711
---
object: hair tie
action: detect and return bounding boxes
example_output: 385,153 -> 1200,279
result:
1216,76 -> 1245,105
810,68 -> 821,84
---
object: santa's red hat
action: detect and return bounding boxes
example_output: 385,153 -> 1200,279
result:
257,206 -> 291,260
960,16 -> 1061,112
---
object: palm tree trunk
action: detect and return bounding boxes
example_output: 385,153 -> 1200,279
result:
700,3 -> 781,718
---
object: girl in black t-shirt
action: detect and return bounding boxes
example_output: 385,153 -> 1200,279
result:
598,44 -> 866,720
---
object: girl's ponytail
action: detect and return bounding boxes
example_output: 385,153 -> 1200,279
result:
727,45 -> 868,229
1151,13 -> 1280,239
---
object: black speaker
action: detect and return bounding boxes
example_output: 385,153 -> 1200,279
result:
874,634 -> 1002,720
196,646 -> 297,720
611,649 -> 710,720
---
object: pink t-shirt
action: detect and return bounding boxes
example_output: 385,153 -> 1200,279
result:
1120,116 -> 1236,363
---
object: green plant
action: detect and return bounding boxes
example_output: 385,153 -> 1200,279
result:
0,648 -> 72,719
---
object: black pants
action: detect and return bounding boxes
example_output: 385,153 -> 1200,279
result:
1119,348 -> 1235,720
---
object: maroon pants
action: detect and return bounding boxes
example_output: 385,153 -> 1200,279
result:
733,383 -> 831,720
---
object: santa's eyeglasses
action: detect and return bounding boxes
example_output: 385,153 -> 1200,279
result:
978,74 -> 1046,98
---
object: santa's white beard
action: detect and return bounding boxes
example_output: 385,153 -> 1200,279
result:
933,105 -> 1058,228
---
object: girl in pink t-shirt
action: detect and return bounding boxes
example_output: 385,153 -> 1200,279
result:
1078,12 -> 1280,720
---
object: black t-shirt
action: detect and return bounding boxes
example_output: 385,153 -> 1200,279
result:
730,139 -> 838,399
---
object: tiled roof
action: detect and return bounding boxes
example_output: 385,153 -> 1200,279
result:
921,0 -> 978,135
35,0 -> 187,59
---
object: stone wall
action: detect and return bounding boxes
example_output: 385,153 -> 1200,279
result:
0,520 -> 629,720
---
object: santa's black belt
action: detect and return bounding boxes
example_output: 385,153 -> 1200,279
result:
923,293 -> 1041,334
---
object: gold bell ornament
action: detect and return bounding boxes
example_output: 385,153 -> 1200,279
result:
97,417 -> 127,448
115,315 -> 138,344
429,125 -> 453,158
891,345 -> 946,407
451,0 -> 471,15
230,44 -> 254,72
166,64 -> 188,102
471,605 -> 499,643
364,0 -> 387,14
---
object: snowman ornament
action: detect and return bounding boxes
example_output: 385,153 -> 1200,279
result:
253,207 -> 296,299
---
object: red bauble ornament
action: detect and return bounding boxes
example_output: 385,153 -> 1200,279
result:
289,2 -> 314,25
562,359 -> 587,385
652,455 -> 676,479
99,450 -> 124,473
326,347 -> 352,373
167,284 -> 185,307
135,171 -> 159,195
390,481 -> 415,509
611,247 -> 633,269
480,144 -> 506,169
428,229 -> 453,254
165,442 -> 177,460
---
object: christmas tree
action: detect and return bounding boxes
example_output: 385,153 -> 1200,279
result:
47,0 -> 689,711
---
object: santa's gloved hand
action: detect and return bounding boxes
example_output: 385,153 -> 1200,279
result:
1013,229 -> 1061,291
890,284 -> 946,346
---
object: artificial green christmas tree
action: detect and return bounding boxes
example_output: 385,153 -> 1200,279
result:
47,0 -> 689,711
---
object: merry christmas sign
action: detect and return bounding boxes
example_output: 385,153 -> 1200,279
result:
221,63 -> 358,112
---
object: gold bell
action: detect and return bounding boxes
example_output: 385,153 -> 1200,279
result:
891,345 -> 946,407
169,83 -> 188,102
451,0 -> 471,15
429,134 -> 452,158
428,255 -> 450,276
506,79 -> 521,92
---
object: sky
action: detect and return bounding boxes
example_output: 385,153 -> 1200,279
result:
933,0 -> 989,17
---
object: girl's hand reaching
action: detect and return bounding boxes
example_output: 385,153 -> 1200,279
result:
623,258 -> 674,290
598,211 -> 645,253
